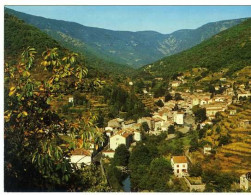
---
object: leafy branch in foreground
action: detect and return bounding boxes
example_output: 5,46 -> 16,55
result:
4,47 -> 106,191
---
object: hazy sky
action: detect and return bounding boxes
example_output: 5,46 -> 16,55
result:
6,6 -> 251,34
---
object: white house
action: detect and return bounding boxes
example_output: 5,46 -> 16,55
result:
171,156 -> 189,178
174,111 -> 184,125
240,174 -> 251,191
69,97 -> 74,103
137,117 -> 154,130
153,117 -> 165,131
109,132 -> 133,151
171,81 -> 181,88
70,148 -> 92,169
122,120 -> 136,128
105,130 -> 113,137
200,120 -> 213,129
107,118 -> 123,130
102,149 -> 115,158
229,109 -> 237,115
133,130 -> 142,142
203,145 -> 212,155
237,90 -> 251,100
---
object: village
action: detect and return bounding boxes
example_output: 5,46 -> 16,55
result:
68,69 -> 251,192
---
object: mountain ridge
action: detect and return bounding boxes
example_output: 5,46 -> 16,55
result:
5,7 -> 247,68
138,18 -> 251,78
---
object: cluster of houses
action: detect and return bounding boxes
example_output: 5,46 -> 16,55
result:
66,74 -> 250,191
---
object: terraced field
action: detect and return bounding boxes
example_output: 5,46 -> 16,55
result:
202,101 -> 251,175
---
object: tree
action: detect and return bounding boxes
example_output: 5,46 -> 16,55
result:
168,125 -> 175,134
129,143 -> 153,191
113,144 -> 130,166
189,131 -> 199,152
4,47 -> 105,191
155,99 -> 164,107
174,93 -> 183,101
188,163 -> 202,177
141,122 -> 150,134
96,110 -> 104,128
146,157 -> 173,191
192,105 -> 207,123
164,93 -> 172,102
218,134 -> 231,146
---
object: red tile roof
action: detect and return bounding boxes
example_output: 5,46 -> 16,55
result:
71,148 -> 91,156
172,156 -> 187,163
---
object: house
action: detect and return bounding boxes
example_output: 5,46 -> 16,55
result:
137,117 -> 154,130
69,97 -> 74,103
174,111 -> 184,125
192,96 -> 200,106
109,131 -> 133,151
171,156 -> 189,178
240,174 -> 251,191
203,145 -> 212,155
171,81 -> 181,88
134,130 -> 142,141
107,118 -> 123,130
105,130 -> 113,137
153,117 -> 165,131
102,149 -> 115,158
122,119 -> 136,128
200,120 -> 213,129
229,109 -> 237,115
204,103 -> 226,119
237,90 -> 251,100
70,148 -> 92,169
155,77 -> 163,81
143,89 -> 148,94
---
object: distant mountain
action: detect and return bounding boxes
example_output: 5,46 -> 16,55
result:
4,12 -> 134,76
5,8 -> 247,68
138,18 -> 251,78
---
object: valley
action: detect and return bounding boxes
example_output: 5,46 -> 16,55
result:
3,7 -> 251,192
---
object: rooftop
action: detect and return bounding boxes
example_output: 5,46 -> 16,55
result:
71,148 -> 91,156
172,156 -> 188,164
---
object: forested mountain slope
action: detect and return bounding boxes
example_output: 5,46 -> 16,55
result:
139,18 -> 251,78
4,13 -> 134,75
5,7 -> 246,68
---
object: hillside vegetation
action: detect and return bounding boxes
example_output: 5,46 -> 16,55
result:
140,18 -> 251,78
4,13 -> 134,76
5,7 -> 246,67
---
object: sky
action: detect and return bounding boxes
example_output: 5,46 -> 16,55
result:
5,5 -> 251,34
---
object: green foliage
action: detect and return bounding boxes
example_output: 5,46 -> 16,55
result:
4,47 -> 104,191
158,138 -> 184,156
145,157 -> 173,191
218,134 -> 231,146
113,144 -> 130,166
155,99 -> 164,107
106,165 -> 124,191
139,18 -> 251,78
174,93 -> 183,101
202,169 -> 236,192
188,162 -> 202,177
164,92 -> 172,102
192,105 -> 207,123
168,125 -> 175,134
189,131 -> 199,152
101,85 -> 150,120
141,122 -> 150,134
